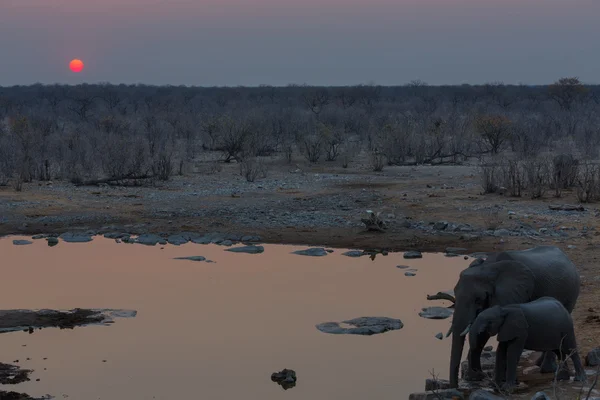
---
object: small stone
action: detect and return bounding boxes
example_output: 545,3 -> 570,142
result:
433,221 -> 448,230
404,251 -> 423,259
568,245 -> 577,249
397,265 -> 410,269
405,272 -> 417,277
435,332 -> 443,340
586,348 -> 600,366
316,317 -> 403,335
46,237 -> 59,247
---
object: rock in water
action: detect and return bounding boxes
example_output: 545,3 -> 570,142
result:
271,369 -> 296,390
59,232 -> 93,243
167,235 -> 189,246
225,245 -> 264,254
342,250 -> 365,258
136,234 -> 166,246
173,256 -> 207,262
292,248 -> 328,257
405,271 -> 417,277
404,251 -> 423,259
316,316 -> 403,335
435,332 -> 443,340
46,237 -> 59,247
12,240 -> 32,246
419,307 -> 453,320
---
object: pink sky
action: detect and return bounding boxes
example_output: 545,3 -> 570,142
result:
1,0 -> 598,85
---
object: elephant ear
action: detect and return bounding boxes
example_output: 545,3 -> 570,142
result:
491,260 -> 535,306
498,308 -> 529,342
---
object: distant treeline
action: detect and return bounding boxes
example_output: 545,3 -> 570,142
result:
1,78 -> 599,187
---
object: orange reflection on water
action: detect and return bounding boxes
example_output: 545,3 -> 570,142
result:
0,236 -> 468,399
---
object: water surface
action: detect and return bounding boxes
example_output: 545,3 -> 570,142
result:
0,237 -> 468,399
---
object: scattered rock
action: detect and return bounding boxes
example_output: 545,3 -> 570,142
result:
425,378 -> 450,391
46,237 -> 59,247
586,348 -> 600,366
135,234 -> 166,246
434,221 -> 449,230
59,232 -> 93,243
446,247 -> 468,254
419,307 -> 453,320
404,251 -> 423,259
103,232 -> 130,240
173,256 -> 207,262
270,368 -> 296,390
435,332 -> 443,340
409,389 -> 464,400
167,235 -> 189,246
397,265 -> 410,269
12,240 -> 32,246
468,389 -> 504,399
493,229 -> 511,237
316,316 -> 403,335
225,245 -> 264,254
342,250 -> 365,257
292,248 -> 328,257
31,234 -> 46,240
405,271 -> 417,277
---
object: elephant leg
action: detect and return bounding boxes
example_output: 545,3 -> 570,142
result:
570,351 -> 587,382
494,342 -> 507,387
552,350 -> 571,381
538,351 -> 558,373
501,340 -> 524,393
467,330 -> 490,381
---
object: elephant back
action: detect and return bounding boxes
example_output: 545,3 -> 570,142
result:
495,246 -> 580,313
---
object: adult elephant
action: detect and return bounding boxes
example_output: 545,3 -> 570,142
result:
447,245 -> 580,388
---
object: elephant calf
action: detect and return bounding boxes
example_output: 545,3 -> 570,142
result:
469,296 -> 586,392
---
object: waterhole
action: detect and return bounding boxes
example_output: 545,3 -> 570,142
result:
0,236 -> 470,399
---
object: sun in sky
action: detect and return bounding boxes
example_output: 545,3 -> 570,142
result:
69,59 -> 84,73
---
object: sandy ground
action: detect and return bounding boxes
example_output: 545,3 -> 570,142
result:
1,155 -> 599,398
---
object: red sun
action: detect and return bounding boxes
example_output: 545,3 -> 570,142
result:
69,59 -> 84,73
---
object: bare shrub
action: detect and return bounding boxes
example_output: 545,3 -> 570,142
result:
523,157 -> 550,199
299,134 -> 324,163
239,157 -> 268,182
12,174 -> 24,192
551,154 -> 579,197
575,161 -> 600,203
370,149 -> 386,171
479,161 -> 502,194
340,141 -> 361,168
499,159 -> 525,197
483,209 -> 503,230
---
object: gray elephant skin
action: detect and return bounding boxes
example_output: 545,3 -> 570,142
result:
448,245 -> 580,388
469,297 -> 586,392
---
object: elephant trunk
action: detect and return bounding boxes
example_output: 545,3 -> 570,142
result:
449,328 -> 466,388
